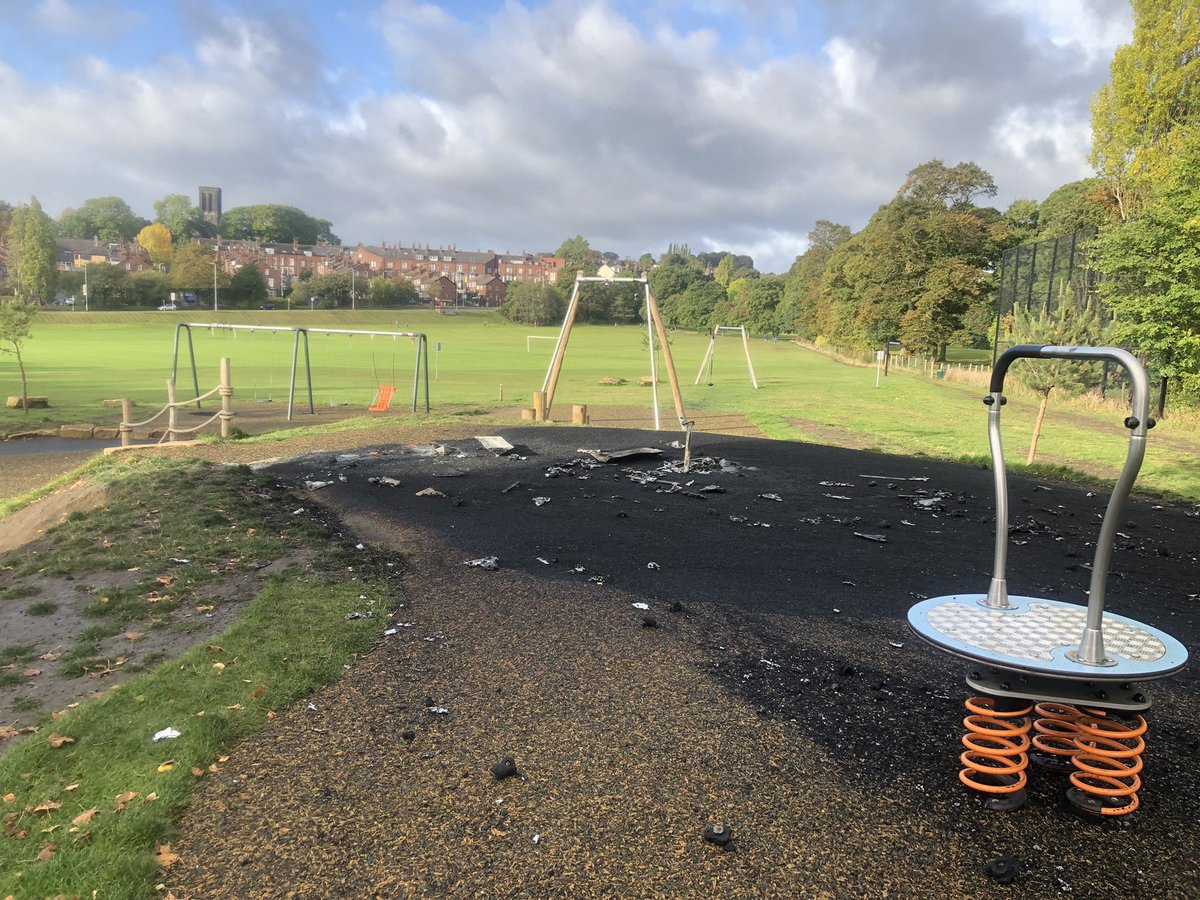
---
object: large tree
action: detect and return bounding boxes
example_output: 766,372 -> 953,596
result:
9,196 -> 58,303
778,220 -> 851,338
153,194 -> 206,243
1093,124 -> 1200,401
218,205 -> 339,245
136,222 -> 174,268
227,264 -> 269,308
0,301 -> 37,411
172,243 -> 229,303
501,281 -> 565,326
1089,0 -> 1200,220
58,196 -> 148,242
368,277 -> 419,308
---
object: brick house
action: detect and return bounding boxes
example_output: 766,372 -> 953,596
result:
476,274 -> 507,307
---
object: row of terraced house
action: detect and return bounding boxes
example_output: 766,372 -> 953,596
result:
39,236 -> 569,308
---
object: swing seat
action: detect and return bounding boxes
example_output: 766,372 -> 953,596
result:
369,385 -> 397,412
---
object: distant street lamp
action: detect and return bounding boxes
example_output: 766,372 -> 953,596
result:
82,262 -> 89,312
351,269 -> 356,311
213,254 -> 219,311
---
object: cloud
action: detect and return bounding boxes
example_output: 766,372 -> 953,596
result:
0,0 -> 1131,273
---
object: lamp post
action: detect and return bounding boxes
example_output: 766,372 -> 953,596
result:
213,254 -> 219,311
351,269 -> 356,311
82,262 -> 89,312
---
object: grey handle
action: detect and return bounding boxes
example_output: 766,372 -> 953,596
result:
983,345 -> 1152,666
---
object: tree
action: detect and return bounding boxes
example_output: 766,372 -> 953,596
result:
136,223 -> 174,268
1008,302 -> 1108,464
126,269 -> 172,308
305,271 -> 354,308
227,264 -> 269,308
57,196 -> 147,242
778,220 -> 851,338
171,243 -> 228,303
218,205 -> 339,245
1036,179 -> 1112,238
1089,0 -> 1200,220
9,196 -> 57,303
0,301 -> 37,412
649,259 -> 703,307
79,263 -> 130,309
154,194 -> 206,243
368,277 -> 419,307
662,279 -> 726,329
501,281 -> 565,326
1093,124 -> 1200,403
899,159 -> 997,208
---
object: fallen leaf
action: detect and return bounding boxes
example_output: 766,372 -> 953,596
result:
196,605 -> 215,614
246,527 -> 256,536
22,668 -> 41,678
36,843 -> 57,862
266,711 -> 277,719
218,755 -> 229,763
156,576 -> 175,587
114,791 -> 138,811
207,763 -> 218,773
3,793 -> 14,803
31,800 -> 60,815
193,710 -> 206,717
47,733 -> 76,749
39,650 -> 59,661
99,596 -> 109,604
207,646 -> 224,653
144,792 -> 158,803
212,662 -> 225,671
41,824 -> 60,833
226,704 -> 244,710
72,808 -> 98,827
251,685 -> 266,698
63,784 -> 79,792
155,842 -> 181,868
157,762 -> 174,773
191,767 -> 204,778
124,632 -> 144,641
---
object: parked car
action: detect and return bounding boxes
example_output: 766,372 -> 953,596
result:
259,303 -> 276,310
157,303 -> 178,311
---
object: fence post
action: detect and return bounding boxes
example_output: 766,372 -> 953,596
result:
219,357 -> 233,439
120,398 -> 132,447
166,379 -> 177,443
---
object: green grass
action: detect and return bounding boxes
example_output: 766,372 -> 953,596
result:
24,601 -> 58,617
3,309 -> 1200,498
0,457 -> 401,898
0,584 -> 41,602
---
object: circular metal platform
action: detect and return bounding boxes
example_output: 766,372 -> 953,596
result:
908,595 -> 1188,681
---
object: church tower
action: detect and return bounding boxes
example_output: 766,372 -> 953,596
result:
199,186 -> 222,226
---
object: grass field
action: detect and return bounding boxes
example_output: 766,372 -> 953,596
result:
4,309 -> 1200,499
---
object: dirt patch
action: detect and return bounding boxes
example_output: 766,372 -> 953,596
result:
787,416 -> 879,451
0,480 -> 109,554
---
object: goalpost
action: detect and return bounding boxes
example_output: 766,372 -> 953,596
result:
171,322 -> 431,421
695,324 -> 759,389
539,275 -> 689,433
526,335 -> 558,352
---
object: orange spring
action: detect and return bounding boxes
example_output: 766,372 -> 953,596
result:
1032,702 -> 1085,770
1069,713 -> 1147,816
959,697 -> 1033,801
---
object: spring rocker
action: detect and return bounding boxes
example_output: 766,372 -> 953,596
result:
908,346 -> 1188,817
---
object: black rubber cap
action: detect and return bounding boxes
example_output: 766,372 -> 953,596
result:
984,855 -> 1021,884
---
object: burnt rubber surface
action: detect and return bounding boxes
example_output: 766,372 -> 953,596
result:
172,427 -> 1200,898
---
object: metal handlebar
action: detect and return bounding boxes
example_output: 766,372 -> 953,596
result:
983,345 -> 1152,667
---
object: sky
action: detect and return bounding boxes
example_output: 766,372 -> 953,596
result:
0,0 -> 1133,273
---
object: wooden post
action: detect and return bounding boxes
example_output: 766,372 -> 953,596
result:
120,398 -> 132,447
220,357 -> 233,439
532,391 -> 547,422
572,404 -> 587,425
166,379 -> 177,443
541,278 -> 583,418
645,286 -> 687,428
499,384 -> 504,402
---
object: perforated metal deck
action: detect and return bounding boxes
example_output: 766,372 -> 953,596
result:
908,594 -> 1188,681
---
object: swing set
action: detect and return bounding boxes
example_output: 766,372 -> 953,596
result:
171,322 -> 430,421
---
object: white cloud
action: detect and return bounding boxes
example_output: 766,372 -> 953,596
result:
0,0 -> 1132,273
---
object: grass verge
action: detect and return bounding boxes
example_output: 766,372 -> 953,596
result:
0,458 -> 401,898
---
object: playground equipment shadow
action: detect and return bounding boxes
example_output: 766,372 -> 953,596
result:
165,426 -> 1199,898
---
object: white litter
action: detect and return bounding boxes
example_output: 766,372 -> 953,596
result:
304,480 -> 333,491
384,628 -> 398,636
355,543 -> 365,550
833,608 -> 842,614
889,641 -> 905,648
153,727 -> 181,742
759,493 -> 783,502
292,508 -> 305,515
465,556 -> 500,570
428,706 -> 450,715
416,487 -> 446,497
632,602 -> 650,610
368,476 -> 402,487
536,557 -> 550,565
307,703 -> 318,711
533,496 -> 552,506
533,833 -> 541,844
646,562 -> 660,570
170,557 -> 190,564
